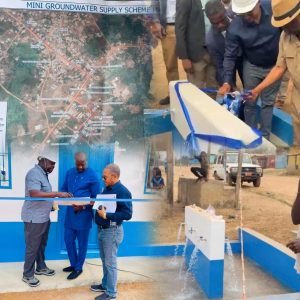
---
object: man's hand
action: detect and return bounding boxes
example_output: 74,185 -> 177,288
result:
287,239 -> 300,253
57,192 -> 73,198
218,83 -> 231,95
150,22 -> 165,39
244,89 -> 259,102
72,204 -> 84,213
97,207 -> 107,219
182,59 -> 194,74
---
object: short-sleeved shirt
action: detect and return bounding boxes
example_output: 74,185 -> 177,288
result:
21,164 -> 53,223
276,31 -> 300,114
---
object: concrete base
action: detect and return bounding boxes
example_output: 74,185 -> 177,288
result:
178,178 -> 235,208
0,257 -> 158,293
248,293 -> 300,300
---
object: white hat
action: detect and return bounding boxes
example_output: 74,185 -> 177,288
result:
232,0 -> 259,14
37,155 -> 56,163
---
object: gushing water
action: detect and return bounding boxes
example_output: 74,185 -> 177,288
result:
181,244 -> 200,293
225,238 -> 239,292
168,222 -> 185,267
179,237 -> 188,278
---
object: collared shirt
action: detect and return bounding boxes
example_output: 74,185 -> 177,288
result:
61,167 -> 100,230
166,0 -> 176,24
95,181 -> 132,227
223,0 -> 281,84
21,164 -> 53,223
201,0 -> 212,36
276,31 -> 300,114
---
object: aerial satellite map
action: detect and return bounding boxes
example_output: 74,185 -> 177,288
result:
0,8 -> 153,150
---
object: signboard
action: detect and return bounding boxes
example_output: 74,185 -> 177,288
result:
0,102 -> 7,154
0,0 -> 158,14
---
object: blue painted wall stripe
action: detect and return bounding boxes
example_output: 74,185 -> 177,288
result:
185,239 -> 224,299
0,221 -> 156,262
241,229 -> 300,292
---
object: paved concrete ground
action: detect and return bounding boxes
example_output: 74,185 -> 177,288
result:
0,255 -> 298,299
155,255 -> 292,300
249,293 -> 300,300
0,257 -> 157,293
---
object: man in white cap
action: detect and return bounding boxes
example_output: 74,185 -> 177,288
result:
248,0 -> 300,146
21,155 -> 72,287
218,0 -> 281,139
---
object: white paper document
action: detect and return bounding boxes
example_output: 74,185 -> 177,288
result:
94,194 -> 117,213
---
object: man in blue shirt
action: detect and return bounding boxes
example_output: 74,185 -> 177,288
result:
219,0 -> 281,139
91,163 -> 132,300
61,152 -> 100,280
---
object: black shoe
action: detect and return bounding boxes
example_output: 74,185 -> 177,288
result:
63,266 -> 75,273
67,270 -> 82,280
90,284 -> 106,292
159,96 -> 170,105
95,293 -> 116,300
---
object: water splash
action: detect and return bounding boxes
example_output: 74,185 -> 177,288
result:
179,237 -> 188,278
181,244 -> 200,293
225,238 -> 239,292
168,222 -> 185,267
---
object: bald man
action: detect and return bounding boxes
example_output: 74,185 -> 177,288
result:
91,163 -> 132,300
61,152 -> 100,280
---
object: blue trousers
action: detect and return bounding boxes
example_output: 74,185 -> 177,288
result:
243,60 -> 281,139
98,225 -> 124,298
64,227 -> 90,271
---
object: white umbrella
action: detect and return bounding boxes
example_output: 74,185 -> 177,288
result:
170,81 -> 262,151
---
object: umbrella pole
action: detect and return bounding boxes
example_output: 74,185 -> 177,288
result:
235,149 -> 243,209
223,147 -> 227,185
207,141 -> 211,168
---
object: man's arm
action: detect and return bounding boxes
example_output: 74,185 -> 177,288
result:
247,66 -> 286,101
29,190 -> 72,198
106,201 -> 133,223
207,43 -> 224,86
219,28 -> 240,94
291,179 -> 300,225
175,0 -> 190,60
27,174 -> 71,198
99,190 -> 133,223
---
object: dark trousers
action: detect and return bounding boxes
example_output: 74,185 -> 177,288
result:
23,220 -> 50,278
243,60 -> 281,138
64,227 -> 90,271
191,167 -> 207,179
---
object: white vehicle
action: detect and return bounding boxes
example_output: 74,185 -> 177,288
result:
210,152 -> 263,187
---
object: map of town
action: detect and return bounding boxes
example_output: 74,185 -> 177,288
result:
0,9 -> 153,151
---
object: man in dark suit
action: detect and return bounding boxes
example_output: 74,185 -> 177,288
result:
151,0 -> 179,105
175,0 -> 218,92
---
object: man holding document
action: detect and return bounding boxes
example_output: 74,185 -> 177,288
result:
61,152 -> 100,280
91,163 -> 132,300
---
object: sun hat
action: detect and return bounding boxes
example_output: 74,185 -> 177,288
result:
232,0 -> 259,14
271,0 -> 300,27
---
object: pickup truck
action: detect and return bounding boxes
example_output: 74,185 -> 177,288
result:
210,152 -> 263,187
